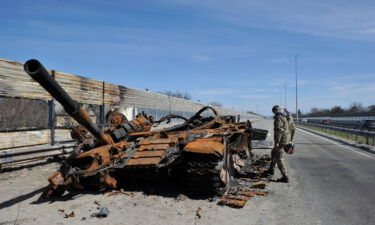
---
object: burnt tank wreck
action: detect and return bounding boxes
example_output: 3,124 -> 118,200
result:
24,59 -> 270,208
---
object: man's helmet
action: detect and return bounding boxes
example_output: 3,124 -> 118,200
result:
284,143 -> 295,154
272,105 -> 280,113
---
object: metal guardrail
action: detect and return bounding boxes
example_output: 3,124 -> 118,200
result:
298,117 -> 375,131
297,122 -> 375,146
302,116 -> 375,121
0,143 -> 75,167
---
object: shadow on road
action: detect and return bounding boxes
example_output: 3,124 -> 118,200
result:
0,187 -> 45,210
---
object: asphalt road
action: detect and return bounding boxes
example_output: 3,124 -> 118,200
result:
247,119 -> 375,225
287,127 -> 375,225
1,119 -> 374,225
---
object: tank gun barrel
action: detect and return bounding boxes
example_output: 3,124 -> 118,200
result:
24,59 -> 112,144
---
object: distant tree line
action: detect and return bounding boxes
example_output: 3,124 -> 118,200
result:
207,101 -> 222,107
157,91 -> 224,107
246,111 -> 261,116
158,90 -> 192,100
302,102 -> 375,117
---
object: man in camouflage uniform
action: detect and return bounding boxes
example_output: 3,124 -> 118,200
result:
265,105 -> 289,183
285,109 -> 296,143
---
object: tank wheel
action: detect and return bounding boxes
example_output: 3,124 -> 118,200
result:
185,153 -> 224,196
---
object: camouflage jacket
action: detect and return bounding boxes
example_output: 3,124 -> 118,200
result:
287,117 -> 296,142
274,113 -> 288,145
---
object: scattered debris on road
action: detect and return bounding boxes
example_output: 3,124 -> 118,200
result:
175,194 -> 188,202
64,211 -> 75,218
195,207 -> 202,219
91,207 -> 110,218
106,190 -> 134,197
251,181 -> 266,189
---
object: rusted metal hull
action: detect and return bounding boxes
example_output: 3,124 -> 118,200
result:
42,118 -> 268,199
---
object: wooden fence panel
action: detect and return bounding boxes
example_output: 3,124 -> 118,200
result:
0,130 -> 50,149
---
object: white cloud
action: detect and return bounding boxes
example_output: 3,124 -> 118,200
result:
328,82 -> 375,95
239,94 -> 272,100
270,58 -> 288,63
340,74 -> 375,80
358,28 -> 375,34
266,78 -> 287,86
164,0 -> 375,41
247,88 -> 268,92
266,78 -> 309,88
194,88 -> 237,96
188,55 -> 212,62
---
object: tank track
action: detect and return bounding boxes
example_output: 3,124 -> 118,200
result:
185,153 -> 224,196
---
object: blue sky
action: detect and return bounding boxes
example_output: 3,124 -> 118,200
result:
1,0 -> 375,115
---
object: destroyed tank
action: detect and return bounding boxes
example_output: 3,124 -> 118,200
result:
24,59 -> 268,198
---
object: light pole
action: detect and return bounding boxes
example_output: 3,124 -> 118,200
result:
284,83 -> 287,108
168,91 -> 171,114
293,54 -> 299,122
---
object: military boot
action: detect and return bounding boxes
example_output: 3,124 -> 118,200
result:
277,175 -> 289,183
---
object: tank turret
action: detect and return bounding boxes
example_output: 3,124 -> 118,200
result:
24,59 -> 113,144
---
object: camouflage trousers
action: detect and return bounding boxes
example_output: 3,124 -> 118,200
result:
270,146 -> 287,175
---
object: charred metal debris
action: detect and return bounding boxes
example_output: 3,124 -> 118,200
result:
24,59 -> 270,208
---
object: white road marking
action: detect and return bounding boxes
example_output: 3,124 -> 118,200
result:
297,128 -> 373,159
